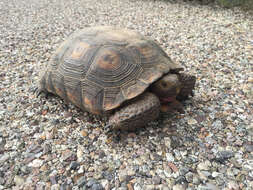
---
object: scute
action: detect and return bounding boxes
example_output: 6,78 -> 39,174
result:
121,80 -> 149,100
40,26 -> 183,115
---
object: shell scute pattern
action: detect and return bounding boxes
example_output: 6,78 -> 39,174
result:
39,26 -> 183,115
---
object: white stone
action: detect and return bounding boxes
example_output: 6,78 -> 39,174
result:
173,184 -> 186,190
28,159 -> 44,167
14,176 -> 25,186
166,153 -> 175,162
197,160 -> 211,171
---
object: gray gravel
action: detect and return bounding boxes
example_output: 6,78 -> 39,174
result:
0,0 -> 253,189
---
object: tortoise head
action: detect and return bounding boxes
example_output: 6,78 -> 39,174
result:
150,74 -> 181,103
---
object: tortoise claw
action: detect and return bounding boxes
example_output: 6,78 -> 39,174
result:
104,123 -> 114,134
191,90 -> 194,97
34,87 -> 49,98
33,87 -> 41,97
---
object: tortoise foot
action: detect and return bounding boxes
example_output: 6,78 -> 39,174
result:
160,99 -> 184,113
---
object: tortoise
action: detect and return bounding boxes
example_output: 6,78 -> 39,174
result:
37,26 -> 196,131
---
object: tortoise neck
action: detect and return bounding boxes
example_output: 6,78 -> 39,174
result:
159,96 -> 177,104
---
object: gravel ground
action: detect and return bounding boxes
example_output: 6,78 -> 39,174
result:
0,0 -> 253,189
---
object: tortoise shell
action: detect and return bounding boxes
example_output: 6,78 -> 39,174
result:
39,26 -> 183,115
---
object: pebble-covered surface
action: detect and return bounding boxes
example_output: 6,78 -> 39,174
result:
0,0 -> 253,189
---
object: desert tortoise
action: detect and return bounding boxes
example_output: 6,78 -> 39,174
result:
37,26 -> 196,131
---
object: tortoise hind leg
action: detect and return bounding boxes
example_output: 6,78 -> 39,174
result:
107,92 -> 160,131
34,73 -> 50,98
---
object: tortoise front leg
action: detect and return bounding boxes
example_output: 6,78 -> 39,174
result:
177,73 -> 196,101
160,98 -> 184,113
107,92 -> 160,131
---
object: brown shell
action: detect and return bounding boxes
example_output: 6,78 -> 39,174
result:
39,26 -> 183,115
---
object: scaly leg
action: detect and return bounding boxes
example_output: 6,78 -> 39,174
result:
177,73 -> 196,101
107,92 -> 160,131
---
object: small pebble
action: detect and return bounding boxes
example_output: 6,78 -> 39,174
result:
77,176 -> 86,187
14,176 -> 25,186
28,159 -> 44,168
70,161 -> 80,170
173,184 -> 186,190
